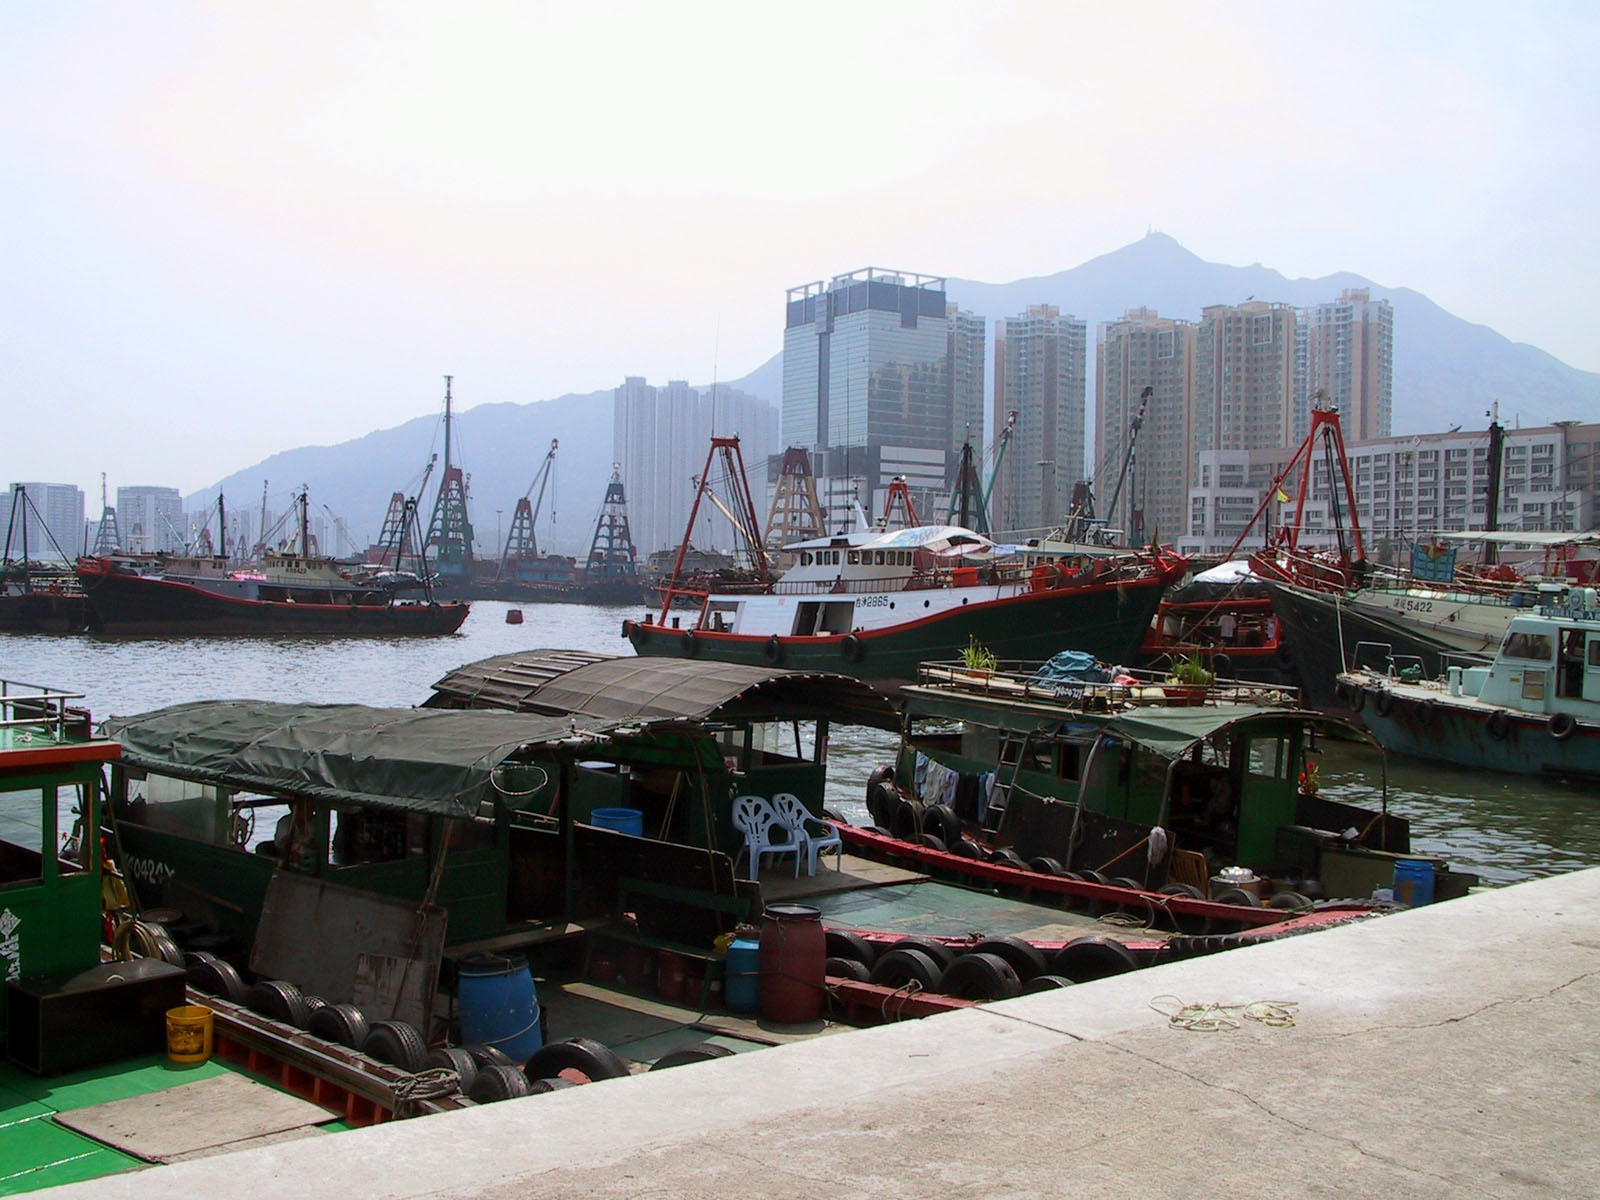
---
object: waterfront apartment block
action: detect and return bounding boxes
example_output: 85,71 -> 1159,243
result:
782,269 -> 978,523
1179,420 -> 1598,557
1,481 -> 86,562
1096,308 -> 1196,544
1295,288 -> 1393,443
116,485 -> 185,554
992,305 -> 1086,534
947,305 -> 987,465
613,377 -> 778,555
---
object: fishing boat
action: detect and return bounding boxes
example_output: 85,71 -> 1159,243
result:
626,523 -> 1183,687
848,654 -> 1475,914
1337,585 -> 1600,781
75,489 -> 468,636
1137,561 -> 1297,686
1,485 -> 92,633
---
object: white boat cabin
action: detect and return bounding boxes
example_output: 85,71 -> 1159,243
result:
1453,587 -> 1600,715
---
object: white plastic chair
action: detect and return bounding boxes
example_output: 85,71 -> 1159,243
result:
731,795 -> 803,879
772,793 -> 843,876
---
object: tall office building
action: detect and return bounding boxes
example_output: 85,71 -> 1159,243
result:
1096,308 -> 1197,543
613,377 -> 779,555
782,269 -> 956,521
1194,301 -> 1297,456
991,305 -> 1086,534
0,482 -> 86,562
947,305 -> 987,464
117,486 -> 185,553
1295,288 -> 1393,443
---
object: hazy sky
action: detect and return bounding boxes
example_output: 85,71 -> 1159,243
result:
6,2 -> 1597,503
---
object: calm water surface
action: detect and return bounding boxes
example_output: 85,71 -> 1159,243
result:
5,600 -> 1593,886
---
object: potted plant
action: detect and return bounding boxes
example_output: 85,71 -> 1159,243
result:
1163,652 -> 1214,705
958,635 -> 999,682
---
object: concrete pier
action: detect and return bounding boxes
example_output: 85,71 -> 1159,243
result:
47,868 -> 1600,1199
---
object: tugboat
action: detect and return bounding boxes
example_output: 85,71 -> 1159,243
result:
1338,585 -> 1600,781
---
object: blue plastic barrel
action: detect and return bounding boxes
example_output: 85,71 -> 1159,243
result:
457,952 -> 543,1063
1392,859 -> 1435,907
591,807 -> 644,837
724,933 -> 761,1013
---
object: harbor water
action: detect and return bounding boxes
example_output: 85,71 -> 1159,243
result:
3,599 -> 1594,887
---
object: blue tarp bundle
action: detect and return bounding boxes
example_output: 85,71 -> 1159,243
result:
1030,649 -> 1108,684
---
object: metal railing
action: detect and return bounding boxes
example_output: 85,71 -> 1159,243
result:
0,678 -> 88,743
914,660 -> 1300,710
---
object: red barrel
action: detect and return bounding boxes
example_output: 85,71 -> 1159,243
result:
758,904 -> 825,1023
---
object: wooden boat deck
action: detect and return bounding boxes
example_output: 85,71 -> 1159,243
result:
759,853 -> 927,903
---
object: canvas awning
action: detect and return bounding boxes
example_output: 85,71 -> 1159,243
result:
1099,705 -> 1370,760
427,651 -> 900,730
104,701 -> 626,817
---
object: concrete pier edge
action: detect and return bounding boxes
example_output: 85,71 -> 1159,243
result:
43,868 -> 1600,1199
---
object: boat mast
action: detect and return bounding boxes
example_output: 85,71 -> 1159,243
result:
1484,403 -> 1505,566
298,487 -> 310,557
217,493 -> 228,562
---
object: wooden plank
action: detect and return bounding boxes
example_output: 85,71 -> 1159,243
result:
53,1073 -> 336,1164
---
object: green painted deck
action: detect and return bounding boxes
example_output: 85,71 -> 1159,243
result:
0,1053 -> 351,1196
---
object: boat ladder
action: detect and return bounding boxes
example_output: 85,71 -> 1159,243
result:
981,731 -> 1030,834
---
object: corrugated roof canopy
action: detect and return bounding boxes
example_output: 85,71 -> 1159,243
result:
1102,705 -> 1371,760
428,650 -> 900,730
104,701 -> 618,816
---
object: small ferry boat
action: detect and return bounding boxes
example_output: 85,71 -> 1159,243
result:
625,522 -> 1184,687
1338,586 -> 1600,781
849,654 -> 1476,914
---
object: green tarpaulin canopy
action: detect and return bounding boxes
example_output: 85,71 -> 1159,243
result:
104,701 -> 626,817
1099,705 -> 1369,761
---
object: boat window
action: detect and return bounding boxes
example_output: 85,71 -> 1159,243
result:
330,806 -> 426,865
875,551 -> 885,566
1589,639 -> 1600,668
1246,736 -> 1290,781
1057,743 -> 1082,781
1503,631 -> 1553,661
801,552 -> 813,566
848,551 -> 860,565
121,774 -> 231,843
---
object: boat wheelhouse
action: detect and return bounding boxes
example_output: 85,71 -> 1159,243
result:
1338,586 -> 1600,780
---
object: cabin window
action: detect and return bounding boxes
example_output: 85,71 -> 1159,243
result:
1246,736 -> 1290,781
122,774 -> 232,843
1503,632 -> 1553,661
1057,743 -> 1082,781
329,806 -> 426,865
848,550 -> 860,565
874,551 -> 885,566
1589,639 -> 1600,668
801,552 -> 813,566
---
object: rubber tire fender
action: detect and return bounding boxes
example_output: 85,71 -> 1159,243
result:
1019,974 -> 1076,994
969,936 -> 1049,982
935,952 -> 1022,1001
470,1064 -> 532,1103
524,1036 -> 631,1083
527,1077 -> 579,1094
242,980 -> 311,1028
424,1046 -> 479,1096
308,1002 -> 370,1050
1549,711 -> 1577,741
841,633 -> 864,663
1027,856 -> 1065,875
1211,651 -> 1233,678
887,936 -> 955,973
1268,890 -> 1313,911
824,928 -> 878,968
866,780 -> 899,828
186,956 -> 246,1004
680,630 -> 698,657
1486,709 -> 1511,741
1274,643 -> 1294,669
627,621 -> 648,649
1418,698 -> 1438,726
890,799 -> 921,843
950,837 -> 985,860
1211,886 -> 1259,908
461,1043 -> 519,1070
988,847 -> 1029,870
363,1019 -> 428,1073
763,634 -> 782,664
650,1044 -> 737,1071
1156,882 -> 1212,936
922,803 -> 962,845
825,955 -> 872,982
1349,686 -> 1366,713
1051,935 -> 1140,983
919,833 -> 948,853
866,947 -> 942,991
1374,689 -> 1396,717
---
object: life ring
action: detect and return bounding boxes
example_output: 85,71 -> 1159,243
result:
1211,652 -> 1233,678
1374,690 -> 1396,717
763,634 -> 782,664
841,633 -> 864,663
1549,711 -> 1577,741
680,630 -> 698,657
1486,709 -> 1511,741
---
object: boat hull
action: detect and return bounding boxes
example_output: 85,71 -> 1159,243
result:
78,564 -> 469,636
625,573 -> 1171,686
1263,580 -> 1489,707
0,590 -> 90,633
1344,680 -> 1600,781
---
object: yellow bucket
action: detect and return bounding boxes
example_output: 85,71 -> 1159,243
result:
166,1004 -> 213,1065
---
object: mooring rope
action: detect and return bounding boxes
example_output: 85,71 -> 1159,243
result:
1148,994 -> 1299,1032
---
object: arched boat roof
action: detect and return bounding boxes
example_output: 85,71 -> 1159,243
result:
784,524 -> 994,554
427,649 -> 900,730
